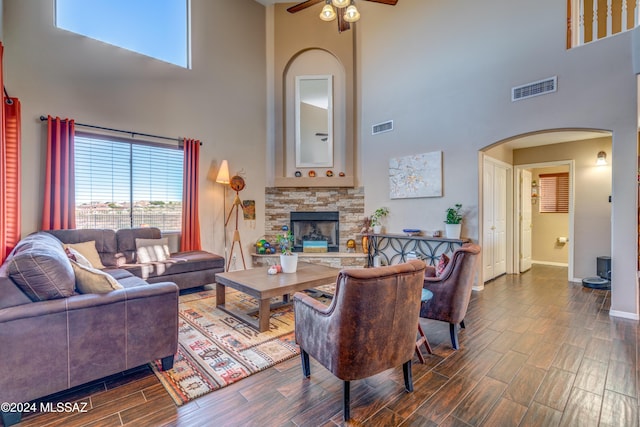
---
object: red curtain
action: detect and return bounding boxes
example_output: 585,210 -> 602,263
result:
41,116 -> 76,230
180,138 -> 201,251
0,42 -> 23,263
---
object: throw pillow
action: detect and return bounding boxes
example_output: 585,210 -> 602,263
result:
71,260 -> 123,294
64,241 -> 106,269
436,253 -> 450,276
65,247 -> 93,268
135,237 -> 170,263
7,246 -> 76,301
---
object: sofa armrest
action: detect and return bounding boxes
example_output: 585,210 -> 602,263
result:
0,281 -> 179,404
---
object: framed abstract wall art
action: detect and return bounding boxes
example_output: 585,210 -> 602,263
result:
389,151 -> 442,199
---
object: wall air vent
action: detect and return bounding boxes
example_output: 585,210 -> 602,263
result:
512,76 -> 557,101
372,120 -> 393,135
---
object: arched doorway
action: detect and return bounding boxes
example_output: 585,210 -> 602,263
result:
479,129 -> 612,285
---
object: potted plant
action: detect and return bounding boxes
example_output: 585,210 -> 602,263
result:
444,203 -> 463,239
370,207 -> 389,234
276,225 -> 298,273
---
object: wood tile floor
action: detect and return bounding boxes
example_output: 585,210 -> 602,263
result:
7,264 -> 636,427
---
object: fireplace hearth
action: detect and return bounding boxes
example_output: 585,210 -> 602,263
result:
290,211 -> 339,252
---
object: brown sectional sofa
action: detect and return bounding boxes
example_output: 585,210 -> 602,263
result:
0,227 -> 223,426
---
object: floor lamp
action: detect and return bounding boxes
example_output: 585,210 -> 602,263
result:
216,160 -> 230,270
225,175 -> 247,271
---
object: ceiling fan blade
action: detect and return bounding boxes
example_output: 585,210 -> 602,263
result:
365,0 -> 399,5
287,0 -> 325,14
337,9 -> 351,32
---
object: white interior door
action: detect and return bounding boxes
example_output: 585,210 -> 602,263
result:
493,165 -> 507,277
483,162 -> 495,281
520,170 -> 533,272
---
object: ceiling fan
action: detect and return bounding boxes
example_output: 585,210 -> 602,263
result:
287,0 -> 398,33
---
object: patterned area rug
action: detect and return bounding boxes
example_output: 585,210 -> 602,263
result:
151,287 -> 332,405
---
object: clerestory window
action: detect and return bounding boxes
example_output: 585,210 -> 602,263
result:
55,0 -> 190,68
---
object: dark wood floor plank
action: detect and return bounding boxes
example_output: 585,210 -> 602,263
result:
486,350 -> 528,384
450,377 -> 506,426
551,344 -> 585,373
412,375 -> 478,425
478,397 -> 526,427
559,388 -> 601,427
605,359 -> 637,398
533,367 -> 576,411
503,364 -> 546,407
599,389 -> 638,427
583,336 -> 612,362
519,401 -> 563,427
573,357 -> 607,396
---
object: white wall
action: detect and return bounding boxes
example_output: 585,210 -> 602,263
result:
3,0 -> 267,260
356,0 -> 638,317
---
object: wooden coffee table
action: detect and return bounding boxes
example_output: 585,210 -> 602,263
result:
215,262 -> 340,332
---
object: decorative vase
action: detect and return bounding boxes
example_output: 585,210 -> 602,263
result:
372,225 -> 382,234
280,253 -> 299,273
362,235 -> 369,254
445,223 -> 462,239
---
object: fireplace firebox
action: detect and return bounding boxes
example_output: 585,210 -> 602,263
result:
290,211 -> 339,253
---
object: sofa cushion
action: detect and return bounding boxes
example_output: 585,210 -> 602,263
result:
123,250 -> 224,279
71,261 -> 123,294
64,241 -> 106,269
117,228 -> 162,263
45,229 -> 119,267
7,233 -> 76,301
135,237 -> 170,263
102,268 -> 150,288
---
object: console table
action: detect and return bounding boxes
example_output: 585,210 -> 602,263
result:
364,233 -> 469,267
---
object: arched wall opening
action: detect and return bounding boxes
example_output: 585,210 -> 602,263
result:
479,129 -> 613,290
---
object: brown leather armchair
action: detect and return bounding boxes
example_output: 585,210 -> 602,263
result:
420,244 -> 481,350
293,260 -> 426,421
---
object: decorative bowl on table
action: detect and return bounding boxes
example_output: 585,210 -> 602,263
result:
402,229 -> 422,236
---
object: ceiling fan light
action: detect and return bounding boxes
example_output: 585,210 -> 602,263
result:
332,0 -> 350,7
344,4 -> 360,22
319,3 -> 337,21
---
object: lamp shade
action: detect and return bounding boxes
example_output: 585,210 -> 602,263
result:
332,0 -> 350,7
344,4 -> 360,22
320,3 -> 337,21
216,160 -> 230,184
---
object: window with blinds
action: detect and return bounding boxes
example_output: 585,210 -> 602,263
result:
74,133 -> 183,231
539,172 -> 569,213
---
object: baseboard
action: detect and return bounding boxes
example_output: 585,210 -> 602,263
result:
531,260 -> 569,267
609,309 -> 640,320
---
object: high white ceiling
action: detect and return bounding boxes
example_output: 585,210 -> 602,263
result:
254,0 -> 287,5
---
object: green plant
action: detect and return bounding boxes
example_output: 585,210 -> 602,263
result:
276,225 -> 295,255
445,204 -> 463,224
370,207 -> 389,226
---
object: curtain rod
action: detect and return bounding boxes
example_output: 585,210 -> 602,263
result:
38,115 -> 202,145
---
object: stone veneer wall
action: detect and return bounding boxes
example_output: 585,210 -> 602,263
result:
265,187 -> 365,251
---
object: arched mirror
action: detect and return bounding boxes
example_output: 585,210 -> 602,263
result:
295,75 -> 333,167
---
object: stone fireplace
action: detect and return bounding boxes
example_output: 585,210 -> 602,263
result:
264,187 -> 364,252
290,211 -> 339,252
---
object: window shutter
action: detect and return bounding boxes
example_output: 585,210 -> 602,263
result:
539,173 -> 569,213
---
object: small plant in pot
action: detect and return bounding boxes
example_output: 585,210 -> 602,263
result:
370,207 -> 389,234
444,203 -> 463,239
276,225 -> 298,272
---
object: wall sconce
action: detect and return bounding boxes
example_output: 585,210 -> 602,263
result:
596,151 -> 607,166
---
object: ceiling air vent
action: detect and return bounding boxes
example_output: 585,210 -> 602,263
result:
512,76 -> 557,102
372,120 -> 393,135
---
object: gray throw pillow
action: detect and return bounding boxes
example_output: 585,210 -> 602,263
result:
8,244 -> 76,301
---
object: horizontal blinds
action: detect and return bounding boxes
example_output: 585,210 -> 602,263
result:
74,135 -> 183,230
539,172 -> 569,213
